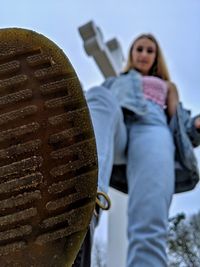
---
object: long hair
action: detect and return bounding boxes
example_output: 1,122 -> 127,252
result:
123,34 -> 170,81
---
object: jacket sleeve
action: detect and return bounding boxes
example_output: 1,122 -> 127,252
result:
177,103 -> 200,148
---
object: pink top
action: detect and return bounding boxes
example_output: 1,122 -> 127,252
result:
142,76 -> 168,108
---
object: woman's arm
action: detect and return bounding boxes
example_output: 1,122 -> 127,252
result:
166,82 -> 179,118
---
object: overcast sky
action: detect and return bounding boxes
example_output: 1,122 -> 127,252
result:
1,0 -> 200,217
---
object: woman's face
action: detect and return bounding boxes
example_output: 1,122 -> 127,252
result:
131,37 -> 157,75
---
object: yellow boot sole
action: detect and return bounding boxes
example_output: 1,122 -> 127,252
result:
0,28 -> 98,267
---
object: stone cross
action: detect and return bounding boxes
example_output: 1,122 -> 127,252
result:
78,21 -> 124,78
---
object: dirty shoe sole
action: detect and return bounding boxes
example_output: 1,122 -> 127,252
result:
0,28 -> 98,267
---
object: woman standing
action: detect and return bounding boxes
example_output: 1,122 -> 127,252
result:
84,34 -> 200,267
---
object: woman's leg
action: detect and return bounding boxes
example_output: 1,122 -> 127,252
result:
126,121 -> 175,267
73,86 -> 127,267
85,86 -> 127,193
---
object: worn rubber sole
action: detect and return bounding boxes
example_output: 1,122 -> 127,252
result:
0,28 -> 98,267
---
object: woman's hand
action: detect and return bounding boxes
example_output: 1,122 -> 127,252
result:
194,117 -> 200,132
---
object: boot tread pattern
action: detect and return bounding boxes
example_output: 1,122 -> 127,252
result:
0,28 -> 97,265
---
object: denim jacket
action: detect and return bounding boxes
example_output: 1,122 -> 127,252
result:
102,70 -> 200,194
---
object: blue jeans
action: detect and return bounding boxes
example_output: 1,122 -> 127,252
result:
85,86 -> 175,267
